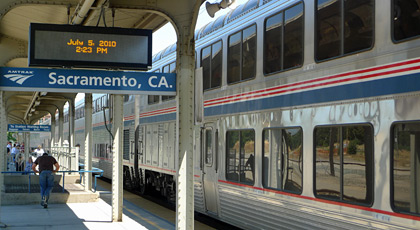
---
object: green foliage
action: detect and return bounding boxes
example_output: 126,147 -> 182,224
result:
348,140 -> 358,155
7,132 -> 16,142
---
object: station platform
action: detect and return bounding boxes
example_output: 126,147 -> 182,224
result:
0,179 -> 215,230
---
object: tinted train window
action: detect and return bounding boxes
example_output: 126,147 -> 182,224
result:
201,41 -> 222,91
227,25 -> 256,84
162,62 -> 176,101
148,69 -> 160,104
205,129 -> 213,165
392,122 -> 420,215
393,0 -> 420,41
263,128 -> 303,194
314,125 -> 373,205
316,0 -> 374,61
264,2 -> 303,75
226,130 -> 255,185
123,129 -> 130,160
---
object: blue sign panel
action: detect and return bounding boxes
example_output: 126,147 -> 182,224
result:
0,67 -> 176,95
8,124 -> 51,132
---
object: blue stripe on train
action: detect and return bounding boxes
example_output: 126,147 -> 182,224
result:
139,113 -> 176,124
205,73 -> 420,116
136,73 -> 420,122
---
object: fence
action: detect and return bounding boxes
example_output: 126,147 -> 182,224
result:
1,167 -> 103,193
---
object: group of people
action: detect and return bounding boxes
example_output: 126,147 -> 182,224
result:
6,142 -> 59,208
6,142 -> 26,172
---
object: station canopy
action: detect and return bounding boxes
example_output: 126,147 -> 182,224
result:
0,0 -> 170,124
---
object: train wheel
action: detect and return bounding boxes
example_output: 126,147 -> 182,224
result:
138,170 -> 147,195
123,167 -> 132,190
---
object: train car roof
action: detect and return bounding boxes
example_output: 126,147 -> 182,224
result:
152,0 -> 262,63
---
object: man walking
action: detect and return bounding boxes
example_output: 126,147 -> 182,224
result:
32,153 -> 59,208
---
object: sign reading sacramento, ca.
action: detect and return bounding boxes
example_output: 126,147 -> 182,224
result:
0,67 -> 176,95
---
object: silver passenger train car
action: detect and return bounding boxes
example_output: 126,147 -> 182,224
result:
40,0 -> 420,229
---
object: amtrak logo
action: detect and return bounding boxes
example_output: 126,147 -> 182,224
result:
3,70 -> 34,85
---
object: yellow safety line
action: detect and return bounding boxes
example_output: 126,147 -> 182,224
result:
124,206 -> 169,230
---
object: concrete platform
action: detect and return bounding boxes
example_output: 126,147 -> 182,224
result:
0,177 -> 215,229
0,198 -> 174,229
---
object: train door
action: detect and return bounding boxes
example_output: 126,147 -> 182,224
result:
162,122 -> 176,170
137,126 -> 144,165
145,124 -> 158,165
162,123 -> 169,168
202,124 -> 218,215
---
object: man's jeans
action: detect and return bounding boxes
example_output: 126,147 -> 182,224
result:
39,170 -> 54,201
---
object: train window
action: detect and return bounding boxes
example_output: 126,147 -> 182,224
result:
393,0 -> 420,42
205,129 -> 213,165
316,0 -> 374,61
162,62 -> 176,101
123,95 -> 131,103
263,127 -> 303,194
391,122 -> 420,215
96,99 -> 101,112
264,2 -> 303,75
314,124 -> 373,206
148,95 -> 160,104
226,130 -> 255,185
201,40 -> 222,91
102,95 -> 108,108
227,25 -> 256,84
123,129 -> 130,160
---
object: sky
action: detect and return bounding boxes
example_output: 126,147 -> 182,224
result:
152,0 -> 246,54
75,0 -> 247,103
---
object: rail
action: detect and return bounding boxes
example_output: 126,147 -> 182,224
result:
49,146 -> 80,172
1,167 -> 103,193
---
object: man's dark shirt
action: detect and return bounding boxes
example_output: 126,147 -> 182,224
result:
34,155 -> 58,173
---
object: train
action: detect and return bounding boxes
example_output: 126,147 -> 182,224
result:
37,0 -> 420,229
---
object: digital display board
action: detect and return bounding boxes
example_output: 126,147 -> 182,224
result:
29,23 -> 152,70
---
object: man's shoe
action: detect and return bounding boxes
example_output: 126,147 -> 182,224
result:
41,196 -> 46,207
43,202 -> 48,209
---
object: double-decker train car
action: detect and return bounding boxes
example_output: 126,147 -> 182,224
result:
39,0 -> 420,229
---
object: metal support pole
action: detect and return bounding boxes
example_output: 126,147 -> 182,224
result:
50,114 -> 56,148
134,95 -> 140,184
176,25 -> 196,230
69,99 -> 75,147
24,132 -> 29,164
58,106 -> 64,147
0,91 -> 6,225
112,94 -> 123,222
84,93 -> 93,191
69,99 -> 75,171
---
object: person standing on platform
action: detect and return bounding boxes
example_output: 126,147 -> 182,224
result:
6,141 -> 12,152
11,144 -> 18,162
24,157 -> 33,174
32,153 -> 60,208
34,145 -> 44,158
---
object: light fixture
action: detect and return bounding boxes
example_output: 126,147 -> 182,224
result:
40,92 -> 48,96
34,100 -> 41,106
30,108 -> 35,112
28,113 -> 32,117
206,0 -> 235,18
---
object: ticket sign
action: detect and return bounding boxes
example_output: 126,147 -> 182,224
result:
8,124 -> 51,132
28,23 -> 152,70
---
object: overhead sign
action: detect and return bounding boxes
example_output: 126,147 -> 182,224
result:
8,124 -> 51,132
28,23 -> 152,70
0,67 -> 176,95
